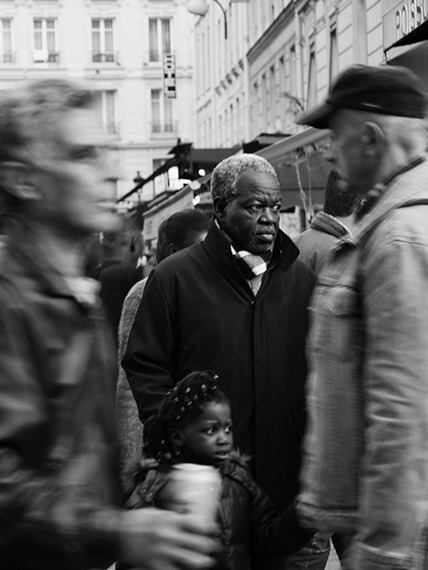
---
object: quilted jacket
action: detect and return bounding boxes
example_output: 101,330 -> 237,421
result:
123,453 -> 313,570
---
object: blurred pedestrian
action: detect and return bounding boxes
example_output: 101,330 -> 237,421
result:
116,208 -> 210,471
294,170 -> 359,274
296,64 -> 428,570
93,215 -> 144,340
121,370 -> 313,570
0,78 -> 218,570
122,154 -> 318,569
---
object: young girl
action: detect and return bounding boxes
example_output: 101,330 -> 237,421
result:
123,370 -> 313,570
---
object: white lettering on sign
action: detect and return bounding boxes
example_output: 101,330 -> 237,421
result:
395,0 -> 428,40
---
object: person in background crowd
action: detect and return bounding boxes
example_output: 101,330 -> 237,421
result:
92,215 -> 144,340
119,370 -> 313,570
295,64 -> 428,570
0,78 -> 218,570
116,208 -> 210,472
122,154 -> 321,569
294,170 -> 359,274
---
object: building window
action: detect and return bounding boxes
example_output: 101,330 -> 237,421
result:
230,103 -> 234,144
149,18 -> 171,62
261,73 -> 267,129
307,47 -> 317,108
33,18 -> 58,62
0,19 -> 12,63
269,64 -> 276,127
93,90 -> 118,134
236,97 -> 242,142
329,27 -> 338,83
152,158 -> 168,196
289,45 -> 297,99
151,89 -> 174,133
251,81 -> 258,134
92,18 -> 114,62
279,55 -> 286,118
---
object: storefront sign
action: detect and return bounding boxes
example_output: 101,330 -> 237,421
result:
163,54 -> 176,99
383,0 -> 428,49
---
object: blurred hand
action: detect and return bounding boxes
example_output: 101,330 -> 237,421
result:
120,508 -> 220,570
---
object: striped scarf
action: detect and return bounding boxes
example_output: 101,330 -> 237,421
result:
230,245 -> 268,280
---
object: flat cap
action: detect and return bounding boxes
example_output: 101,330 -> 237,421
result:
296,64 -> 428,129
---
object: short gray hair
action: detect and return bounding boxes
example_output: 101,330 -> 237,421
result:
211,154 -> 279,206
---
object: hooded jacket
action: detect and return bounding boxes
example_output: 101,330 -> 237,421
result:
122,221 -> 315,510
294,211 -> 352,275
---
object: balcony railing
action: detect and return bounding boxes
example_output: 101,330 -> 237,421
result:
47,52 -> 60,63
1,52 -> 14,63
149,49 -> 160,62
106,120 -> 120,135
32,51 -> 60,64
151,121 -> 176,134
92,51 -> 116,63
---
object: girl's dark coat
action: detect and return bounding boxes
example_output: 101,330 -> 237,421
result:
123,453 -> 312,570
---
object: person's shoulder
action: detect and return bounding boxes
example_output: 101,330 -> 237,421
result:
367,186 -> 428,247
285,251 -> 317,285
294,227 -> 329,246
121,456 -> 159,496
294,228 -> 312,244
151,242 -> 206,276
221,451 -> 254,483
125,276 -> 148,303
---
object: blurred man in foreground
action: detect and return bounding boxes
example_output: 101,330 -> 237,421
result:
296,64 -> 428,570
0,79 -> 217,570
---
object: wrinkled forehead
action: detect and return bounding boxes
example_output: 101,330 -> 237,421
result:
235,170 -> 281,197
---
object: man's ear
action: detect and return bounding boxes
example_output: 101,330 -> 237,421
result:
0,161 -> 40,201
362,122 -> 385,157
168,243 -> 179,256
213,196 -> 227,221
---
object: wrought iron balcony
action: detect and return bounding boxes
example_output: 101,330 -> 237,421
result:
151,121 -> 176,134
92,52 -> 116,63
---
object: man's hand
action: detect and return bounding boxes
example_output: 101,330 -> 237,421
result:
120,508 -> 220,570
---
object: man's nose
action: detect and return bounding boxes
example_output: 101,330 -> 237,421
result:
260,207 -> 278,223
100,148 -> 120,182
324,140 -> 336,164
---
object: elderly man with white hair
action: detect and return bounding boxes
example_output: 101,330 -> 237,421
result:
123,153 -> 320,568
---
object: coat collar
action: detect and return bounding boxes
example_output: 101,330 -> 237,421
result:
204,219 -> 299,276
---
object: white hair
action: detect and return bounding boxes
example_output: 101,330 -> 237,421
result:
210,154 -> 279,206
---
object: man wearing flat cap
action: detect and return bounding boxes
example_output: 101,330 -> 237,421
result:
295,64 -> 428,570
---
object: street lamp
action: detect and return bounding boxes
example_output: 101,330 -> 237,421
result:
187,0 -> 228,39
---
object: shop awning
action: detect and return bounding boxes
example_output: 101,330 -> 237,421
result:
385,18 -> 428,51
257,128 -> 332,208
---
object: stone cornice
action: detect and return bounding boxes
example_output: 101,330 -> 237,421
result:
247,4 -> 295,64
